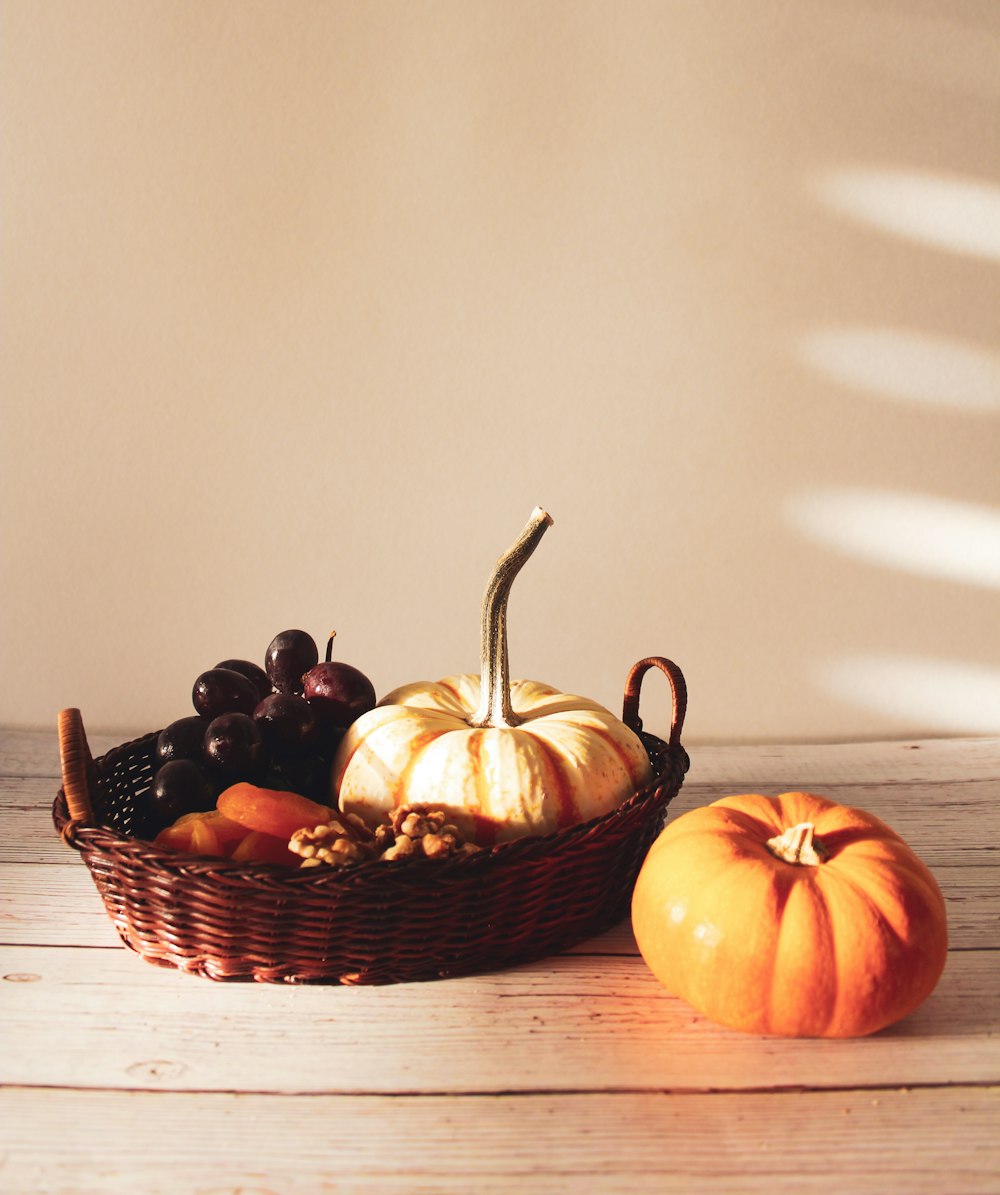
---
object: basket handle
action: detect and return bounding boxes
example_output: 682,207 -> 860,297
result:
623,657 -> 687,751
58,708 -> 95,825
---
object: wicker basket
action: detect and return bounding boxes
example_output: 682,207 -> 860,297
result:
53,656 -> 688,984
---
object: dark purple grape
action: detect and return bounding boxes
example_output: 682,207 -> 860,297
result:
215,658 -> 272,701
192,667 -> 259,719
150,759 -> 215,828
156,715 -> 209,767
264,629 -> 318,694
253,692 -> 318,755
303,661 -> 376,728
203,712 -> 265,778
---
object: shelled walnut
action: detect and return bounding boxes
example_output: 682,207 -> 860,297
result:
289,813 -> 376,869
289,805 -> 479,869
384,805 -> 479,860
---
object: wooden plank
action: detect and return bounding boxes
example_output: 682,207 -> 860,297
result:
2,777 -> 67,864
0,865 -> 124,947
1,1085 -> 997,1194
681,736 -> 1000,786
0,727 -> 124,778
2,944 -> 997,1095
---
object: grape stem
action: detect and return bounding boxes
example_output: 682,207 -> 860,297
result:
468,507 -> 553,730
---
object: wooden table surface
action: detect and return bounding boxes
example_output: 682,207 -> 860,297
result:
2,727 -> 998,1193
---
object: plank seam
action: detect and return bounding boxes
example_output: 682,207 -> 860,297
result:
1,1079 -> 998,1098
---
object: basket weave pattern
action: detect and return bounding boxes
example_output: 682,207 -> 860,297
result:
53,659 -> 688,985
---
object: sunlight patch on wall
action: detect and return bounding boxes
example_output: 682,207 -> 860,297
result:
810,167 -> 1000,260
819,655 -> 1000,734
785,488 -> 1000,589
798,326 -> 1000,412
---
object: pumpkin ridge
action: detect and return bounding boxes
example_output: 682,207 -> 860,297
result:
712,795 -> 791,839
525,730 -> 580,831
814,804 -> 906,842
826,841 -> 927,879
811,825 -> 895,859
817,820 -> 944,895
571,712 -> 651,790
516,694 -> 614,722
826,850 -> 946,1037
398,725 -> 459,805
764,867 -> 804,1034
816,826 -> 943,904
467,729 -> 489,823
394,681 -> 473,718
807,799 -> 916,846
350,707 -> 460,771
880,857 -> 946,911
774,791 -> 839,827
691,852 -> 794,1030
825,849 -> 946,936
434,675 -> 477,714
648,808 -> 767,861
692,805 -> 787,852
532,712 -> 640,773
816,860 -> 905,1034
815,879 -> 843,1036
508,679 -> 568,715
762,867 -> 841,1036
331,708 -> 404,792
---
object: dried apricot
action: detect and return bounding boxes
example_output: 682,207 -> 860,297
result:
154,811 -> 196,850
217,782 -> 333,840
155,811 -> 221,855
230,831 -> 301,867
153,809 -> 252,858
189,816 -> 221,856
201,810 -> 250,855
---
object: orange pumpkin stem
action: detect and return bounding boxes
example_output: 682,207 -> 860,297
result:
766,821 -> 828,866
469,507 -> 553,730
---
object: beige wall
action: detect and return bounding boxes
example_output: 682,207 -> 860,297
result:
2,1 -> 998,744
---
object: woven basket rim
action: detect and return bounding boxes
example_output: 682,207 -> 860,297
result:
53,727 -> 687,888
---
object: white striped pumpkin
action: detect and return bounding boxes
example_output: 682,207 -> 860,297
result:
331,509 -> 653,844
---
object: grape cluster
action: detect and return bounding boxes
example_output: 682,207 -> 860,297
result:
146,629 -> 376,834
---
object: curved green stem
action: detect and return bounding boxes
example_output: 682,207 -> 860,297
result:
469,507 -> 553,729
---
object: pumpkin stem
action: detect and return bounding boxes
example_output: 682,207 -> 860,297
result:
766,822 -> 828,866
469,507 -> 553,729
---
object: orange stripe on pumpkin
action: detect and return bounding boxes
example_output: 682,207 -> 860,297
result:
389,726 -> 453,807
527,734 -> 578,831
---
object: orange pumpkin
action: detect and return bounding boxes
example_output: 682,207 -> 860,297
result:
631,791 -> 948,1037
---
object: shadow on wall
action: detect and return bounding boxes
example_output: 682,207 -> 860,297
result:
787,162 -> 1000,734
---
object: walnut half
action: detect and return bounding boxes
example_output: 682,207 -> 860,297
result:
289,814 -> 376,869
